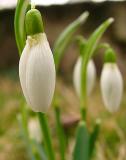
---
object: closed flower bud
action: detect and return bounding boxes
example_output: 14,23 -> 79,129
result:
28,118 -> 42,142
100,63 -> 123,112
19,33 -> 56,113
73,57 -> 96,97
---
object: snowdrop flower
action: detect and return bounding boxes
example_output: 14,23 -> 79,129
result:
73,57 -> 96,97
100,49 -> 123,113
19,9 -> 56,113
28,118 -> 42,143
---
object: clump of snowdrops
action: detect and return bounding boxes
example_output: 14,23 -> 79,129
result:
14,0 -> 123,160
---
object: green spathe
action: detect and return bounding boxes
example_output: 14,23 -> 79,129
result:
25,8 -> 44,36
104,48 -> 116,63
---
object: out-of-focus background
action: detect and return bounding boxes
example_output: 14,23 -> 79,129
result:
0,0 -> 126,160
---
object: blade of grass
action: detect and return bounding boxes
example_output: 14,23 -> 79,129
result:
53,11 -> 89,70
73,121 -> 89,160
14,0 -> 30,54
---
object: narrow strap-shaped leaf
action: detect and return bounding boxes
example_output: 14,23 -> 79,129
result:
53,11 -> 89,70
83,18 -> 114,66
89,119 -> 101,158
73,121 -> 89,160
14,0 -> 30,54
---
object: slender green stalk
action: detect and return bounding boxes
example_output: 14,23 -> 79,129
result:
80,18 -> 114,120
80,107 -> 87,121
80,63 -> 88,121
76,39 -> 87,121
14,0 -> 30,54
38,112 -> 55,160
21,103 -> 29,136
55,106 -> 67,160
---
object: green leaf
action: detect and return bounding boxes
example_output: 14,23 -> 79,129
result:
14,0 -> 30,54
53,11 -> 89,70
89,119 -> 101,158
82,18 -> 114,66
73,121 -> 89,160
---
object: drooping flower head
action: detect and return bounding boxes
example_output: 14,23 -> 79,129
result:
100,48 -> 123,113
19,8 -> 56,113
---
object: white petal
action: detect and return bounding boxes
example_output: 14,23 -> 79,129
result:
26,33 -> 56,113
19,40 -> 32,106
87,59 -> 96,95
73,57 -> 96,97
100,63 -> 123,113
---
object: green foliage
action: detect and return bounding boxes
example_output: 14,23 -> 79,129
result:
14,1 -> 118,160
80,18 -> 114,109
73,121 -> 89,160
53,12 -> 89,70
14,0 -> 30,54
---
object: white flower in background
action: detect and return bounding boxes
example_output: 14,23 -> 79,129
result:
19,33 -> 56,113
73,57 -> 96,97
100,63 -> 123,113
28,118 -> 42,143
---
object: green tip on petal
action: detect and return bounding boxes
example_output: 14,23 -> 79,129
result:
25,8 -> 44,36
104,48 -> 116,63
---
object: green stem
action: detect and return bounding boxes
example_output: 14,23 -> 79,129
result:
14,0 -> 30,54
79,18 -> 114,121
80,107 -> 86,121
54,106 -> 67,160
38,112 -> 55,160
80,61 -> 88,121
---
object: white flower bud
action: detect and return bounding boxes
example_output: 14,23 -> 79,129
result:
28,118 -> 42,143
100,63 -> 123,113
19,33 -> 56,113
73,57 -> 96,97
